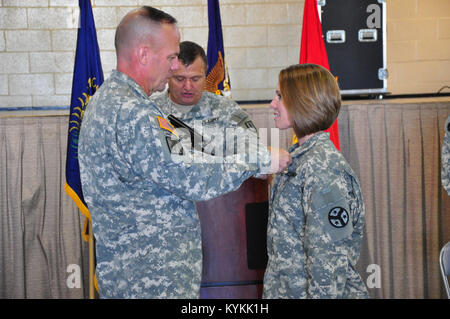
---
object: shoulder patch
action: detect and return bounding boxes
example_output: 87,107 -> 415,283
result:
328,206 -> 349,228
153,115 -> 184,161
230,110 -> 257,132
157,116 -> 177,137
230,109 -> 249,123
311,185 -> 353,242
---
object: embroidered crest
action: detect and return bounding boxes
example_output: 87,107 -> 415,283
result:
328,207 -> 349,228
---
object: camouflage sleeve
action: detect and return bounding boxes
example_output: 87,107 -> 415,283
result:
303,175 -> 354,298
223,108 -> 270,178
191,102 -> 272,175
442,116 -> 450,195
114,106 -> 271,201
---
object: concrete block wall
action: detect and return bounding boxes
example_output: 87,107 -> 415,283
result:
387,0 -> 450,94
0,0 -> 449,109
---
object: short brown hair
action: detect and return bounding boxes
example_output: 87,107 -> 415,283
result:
178,41 -> 208,72
279,64 -> 341,138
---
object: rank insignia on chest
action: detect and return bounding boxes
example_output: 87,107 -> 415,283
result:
157,116 -> 178,137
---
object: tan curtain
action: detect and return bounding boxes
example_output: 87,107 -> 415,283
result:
0,115 -> 89,298
0,98 -> 449,299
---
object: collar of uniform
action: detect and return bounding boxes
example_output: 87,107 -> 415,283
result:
167,91 -> 214,121
111,70 -> 149,100
289,131 -> 329,159
163,90 -> 186,118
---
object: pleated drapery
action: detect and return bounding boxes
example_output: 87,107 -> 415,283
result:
0,97 -> 449,299
0,115 -> 89,298
331,99 -> 450,299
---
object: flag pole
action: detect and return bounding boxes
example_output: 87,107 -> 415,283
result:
65,0 -> 103,299
89,220 -> 95,299
87,0 -> 96,302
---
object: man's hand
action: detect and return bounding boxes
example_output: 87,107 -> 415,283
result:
267,147 -> 292,174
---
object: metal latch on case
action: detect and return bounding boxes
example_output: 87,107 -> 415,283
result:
326,30 -> 346,44
358,29 -> 377,42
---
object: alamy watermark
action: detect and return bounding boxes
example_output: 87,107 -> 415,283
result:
366,4 -> 381,29
167,124 -> 281,172
66,264 -> 82,289
366,263 -> 381,289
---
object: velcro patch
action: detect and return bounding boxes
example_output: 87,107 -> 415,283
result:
311,185 -> 353,242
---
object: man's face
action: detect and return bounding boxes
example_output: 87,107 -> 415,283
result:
147,23 -> 180,95
168,56 -> 206,106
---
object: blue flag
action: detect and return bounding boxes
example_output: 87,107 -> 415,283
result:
65,0 -> 103,242
206,0 -> 230,96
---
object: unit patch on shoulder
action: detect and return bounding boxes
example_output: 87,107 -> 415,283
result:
328,206 -> 349,228
157,116 -> 177,137
230,110 -> 257,133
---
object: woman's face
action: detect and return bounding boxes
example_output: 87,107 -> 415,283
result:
270,83 -> 293,130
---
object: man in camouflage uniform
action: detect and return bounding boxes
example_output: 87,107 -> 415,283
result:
151,41 -> 259,164
78,7 -> 290,299
442,115 -> 450,195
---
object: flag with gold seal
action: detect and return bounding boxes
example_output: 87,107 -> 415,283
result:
65,0 -> 104,241
206,0 -> 231,97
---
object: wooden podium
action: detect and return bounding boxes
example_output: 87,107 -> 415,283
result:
196,177 -> 269,299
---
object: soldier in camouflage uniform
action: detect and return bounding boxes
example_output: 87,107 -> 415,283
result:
151,41 -> 259,162
78,7 -> 290,299
442,115 -> 450,195
263,64 -> 369,298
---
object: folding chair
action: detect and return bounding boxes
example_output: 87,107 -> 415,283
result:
440,241 -> 450,298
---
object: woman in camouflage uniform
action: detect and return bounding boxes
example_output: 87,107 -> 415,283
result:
263,64 -> 369,298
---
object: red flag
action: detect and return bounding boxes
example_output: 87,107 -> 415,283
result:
298,0 -> 340,150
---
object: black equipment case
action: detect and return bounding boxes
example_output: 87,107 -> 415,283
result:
320,0 -> 387,96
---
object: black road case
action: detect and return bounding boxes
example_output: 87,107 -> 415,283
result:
320,0 -> 387,96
